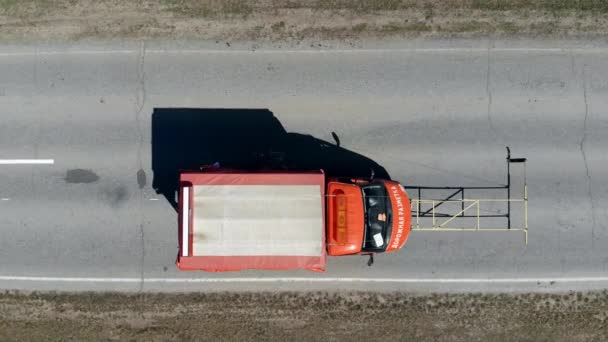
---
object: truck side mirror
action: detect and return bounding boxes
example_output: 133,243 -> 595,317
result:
367,253 -> 374,267
331,131 -> 341,147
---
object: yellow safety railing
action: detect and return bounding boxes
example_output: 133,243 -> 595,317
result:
410,185 -> 528,244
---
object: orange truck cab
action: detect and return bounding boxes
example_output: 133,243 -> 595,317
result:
327,178 -> 411,256
177,170 -> 411,272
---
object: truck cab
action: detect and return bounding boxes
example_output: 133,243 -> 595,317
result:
327,178 -> 411,256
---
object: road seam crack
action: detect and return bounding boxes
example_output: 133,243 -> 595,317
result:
486,45 -> 497,138
579,64 -> 596,247
135,41 -> 146,292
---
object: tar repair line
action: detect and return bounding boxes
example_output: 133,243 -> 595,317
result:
1,276 -> 608,283
0,159 -> 55,165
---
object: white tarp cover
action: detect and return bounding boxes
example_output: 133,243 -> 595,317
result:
192,185 -> 323,256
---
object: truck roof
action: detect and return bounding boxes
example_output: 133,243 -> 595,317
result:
177,171 -> 326,272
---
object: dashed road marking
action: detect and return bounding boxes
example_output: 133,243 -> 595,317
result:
0,159 -> 54,165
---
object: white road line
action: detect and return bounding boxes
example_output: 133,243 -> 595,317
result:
148,198 -> 159,201
1,276 -> 608,283
181,187 -> 190,257
0,159 -> 54,165
1,47 -> 608,57
0,50 -> 136,57
146,48 -> 608,54
1,198 -> 9,201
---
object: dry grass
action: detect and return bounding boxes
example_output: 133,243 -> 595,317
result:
0,0 -> 607,41
1,291 -> 608,341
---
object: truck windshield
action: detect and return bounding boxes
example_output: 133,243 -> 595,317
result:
361,182 -> 392,253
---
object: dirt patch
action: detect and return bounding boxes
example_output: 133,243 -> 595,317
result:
1,291 -> 608,341
137,169 -> 147,189
0,0 -> 607,42
65,169 -> 99,184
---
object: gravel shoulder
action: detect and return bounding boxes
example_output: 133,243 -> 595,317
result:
1,291 -> 608,341
1,0 -> 607,42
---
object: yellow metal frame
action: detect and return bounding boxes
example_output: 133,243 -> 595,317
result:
410,185 -> 529,244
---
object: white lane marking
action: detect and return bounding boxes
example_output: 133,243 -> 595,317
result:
0,50 -> 136,57
1,198 -> 9,201
0,159 -> 54,165
1,276 -> 608,283
1,48 -> 608,57
181,187 -> 190,257
148,198 -> 159,201
147,48 -> 608,54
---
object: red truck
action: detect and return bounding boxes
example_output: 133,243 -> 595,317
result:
177,169 -> 411,272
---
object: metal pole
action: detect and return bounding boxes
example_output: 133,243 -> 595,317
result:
524,171 -> 529,246
418,188 -> 421,220
420,189 -> 462,217
507,146 -> 511,230
416,201 -> 420,228
524,162 -> 528,231
461,188 -> 464,217
477,200 -> 480,231
524,185 -> 528,228
432,200 -> 436,228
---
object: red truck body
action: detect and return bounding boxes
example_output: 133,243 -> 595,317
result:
177,169 -> 411,272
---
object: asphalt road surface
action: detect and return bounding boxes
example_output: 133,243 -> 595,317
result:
1,40 -> 607,293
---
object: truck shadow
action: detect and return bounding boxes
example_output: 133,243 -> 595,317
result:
152,108 -> 390,210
